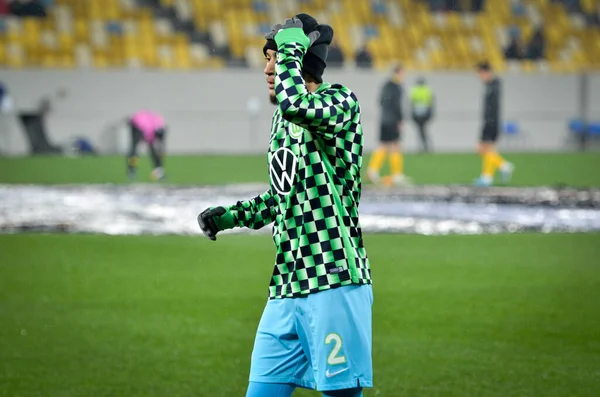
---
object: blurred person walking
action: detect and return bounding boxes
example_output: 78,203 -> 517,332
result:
367,65 -> 411,186
474,62 -> 514,186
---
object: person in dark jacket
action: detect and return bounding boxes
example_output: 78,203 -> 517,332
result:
474,62 -> 514,186
504,36 -> 524,60
355,45 -> 373,69
525,27 -> 546,61
367,65 -> 412,186
327,41 -> 345,68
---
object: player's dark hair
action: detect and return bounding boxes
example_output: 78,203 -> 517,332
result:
477,61 -> 492,72
302,72 -> 318,84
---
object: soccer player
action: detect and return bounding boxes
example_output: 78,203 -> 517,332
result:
367,65 -> 411,186
197,14 -> 372,397
474,62 -> 514,186
127,109 -> 166,181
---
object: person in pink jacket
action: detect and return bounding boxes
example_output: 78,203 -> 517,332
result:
127,110 -> 166,181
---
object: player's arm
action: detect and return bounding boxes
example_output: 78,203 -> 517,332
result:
393,84 -> 403,123
226,189 -> 278,230
197,190 -> 278,240
485,81 -> 500,126
273,28 -> 359,140
379,82 -> 389,107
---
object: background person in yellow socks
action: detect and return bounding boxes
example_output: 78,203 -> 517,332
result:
368,65 -> 412,186
474,61 -> 514,187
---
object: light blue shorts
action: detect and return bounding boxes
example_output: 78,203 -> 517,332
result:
249,284 -> 373,392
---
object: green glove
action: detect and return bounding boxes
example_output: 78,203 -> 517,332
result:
197,206 -> 235,241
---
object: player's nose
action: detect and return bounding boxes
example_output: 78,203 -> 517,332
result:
264,62 -> 273,75
264,59 -> 275,76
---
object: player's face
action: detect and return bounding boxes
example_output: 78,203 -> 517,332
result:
395,69 -> 404,81
264,49 -> 277,105
478,70 -> 490,82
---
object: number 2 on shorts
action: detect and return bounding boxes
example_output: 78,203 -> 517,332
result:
325,333 -> 346,365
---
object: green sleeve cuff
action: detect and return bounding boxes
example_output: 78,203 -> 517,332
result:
275,27 -> 310,50
214,208 -> 236,230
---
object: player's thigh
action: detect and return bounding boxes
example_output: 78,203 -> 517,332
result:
250,299 -> 311,387
155,127 -> 166,141
379,123 -> 400,143
129,123 -> 142,142
128,124 -> 143,152
416,117 -> 429,131
298,285 -> 374,391
384,141 -> 400,153
480,125 -> 499,145
322,387 -> 363,397
245,381 -> 295,397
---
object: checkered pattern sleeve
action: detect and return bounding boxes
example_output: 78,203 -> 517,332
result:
226,190 -> 278,230
274,31 -> 359,140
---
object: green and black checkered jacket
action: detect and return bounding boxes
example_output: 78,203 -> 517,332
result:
226,28 -> 371,299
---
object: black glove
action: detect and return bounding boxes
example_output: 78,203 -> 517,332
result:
197,206 -> 234,241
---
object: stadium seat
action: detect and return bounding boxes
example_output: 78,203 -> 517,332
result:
589,123 -> 600,136
569,119 -> 586,134
505,121 -> 519,135
0,0 -> 598,71
502,120 -> 528,150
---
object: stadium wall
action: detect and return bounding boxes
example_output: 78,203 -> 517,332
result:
1,70 -> 598,155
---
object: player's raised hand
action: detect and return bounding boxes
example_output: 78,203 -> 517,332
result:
281,17 -> 304,31
280,17 -> 321,47
197,206 -> 234,241
264,23 -> 283,41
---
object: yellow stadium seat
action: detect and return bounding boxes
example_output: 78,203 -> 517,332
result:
429,49 -> 446,69
372,58 -> 390,71
521,60 -> 536,73
10,0 -> 592,71
174,49 -> 192,70
41,53 -> 61,68
0,38 -> 6,64
580,0 -> 594,13
93,53 -> 109,69
207,57 -> 225,69
5,43 -> 25,68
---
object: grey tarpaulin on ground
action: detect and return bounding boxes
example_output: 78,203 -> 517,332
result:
0,184 -> 599,236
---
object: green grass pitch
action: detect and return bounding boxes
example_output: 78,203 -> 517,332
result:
0,152 -> 599,186
1,233 -> 599,397
1,151 -> 599,396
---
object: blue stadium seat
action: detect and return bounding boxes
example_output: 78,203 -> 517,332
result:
569,119 -> 586,134
259,23 -> 271,35
511,2 -> 526,17
568,119 -> 600,136
508,25 -> 521,39
502,121 -> 526,150
364,25 -> 378,38
504,121 -> 519,135
105,21 -> 124,35
253,1 -> 268,13
372,2 -> 386,15
588,122 -> 600,136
